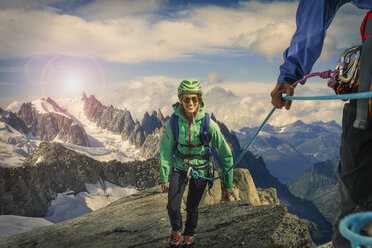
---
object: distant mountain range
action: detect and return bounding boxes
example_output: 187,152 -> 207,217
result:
0,93 -> 333,244
236,120 -> 342,184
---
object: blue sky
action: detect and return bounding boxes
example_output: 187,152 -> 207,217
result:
0,0 -> 368,129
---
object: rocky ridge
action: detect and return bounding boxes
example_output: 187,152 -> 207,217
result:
0,186 -> 315,248
0,142 -> 159,216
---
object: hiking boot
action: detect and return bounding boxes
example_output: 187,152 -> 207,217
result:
182,235 -> 194,248
170,230 -> 182,247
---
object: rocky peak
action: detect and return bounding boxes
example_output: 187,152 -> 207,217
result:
156,109 -> 165,121
82,94 -> 145,147
141,110 -> 164,135
81,91 -> 88,101
43,97 -> 61,111
0,107 -> 29,134
17,101 -> 90,146
43,97 -> 79,123
123,109 -> 134,123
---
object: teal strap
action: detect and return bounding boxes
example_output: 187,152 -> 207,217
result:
283,91 -> 372,101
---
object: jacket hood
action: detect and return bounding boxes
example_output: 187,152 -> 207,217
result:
172,102 -> 205,122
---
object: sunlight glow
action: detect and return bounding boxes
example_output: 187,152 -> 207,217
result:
64,74 -> 83,94
40,51 -> 106,99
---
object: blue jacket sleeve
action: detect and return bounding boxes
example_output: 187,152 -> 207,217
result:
277,0 -> 349,85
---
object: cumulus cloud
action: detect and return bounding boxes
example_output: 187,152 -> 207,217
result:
250,22 -> 294,62
102,76 -> 343,130
102,76 -> 180,121
207,72 -> 225,85
0,1 -> 364,65
204,84 -> 343,130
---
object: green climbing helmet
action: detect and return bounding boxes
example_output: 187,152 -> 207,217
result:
177,79 -> 203,97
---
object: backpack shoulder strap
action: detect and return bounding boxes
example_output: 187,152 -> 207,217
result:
170,113 -> 179,141
200,113 -> 210,146
170,113 -> 179,157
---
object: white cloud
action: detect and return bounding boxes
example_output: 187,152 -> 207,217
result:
0,1 -> 362,64
250,22 -> 294,62
204,84 -> 344,130
207,72 -> 225,85
102,76 -> 180,121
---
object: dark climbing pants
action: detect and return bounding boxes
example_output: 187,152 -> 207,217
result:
167,169 -> 207,236
332,101 -> 372,248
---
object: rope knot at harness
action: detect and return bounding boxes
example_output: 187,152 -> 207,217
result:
191,170 -> 199,180
318,69 -> 333,79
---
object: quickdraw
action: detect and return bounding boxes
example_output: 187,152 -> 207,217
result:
330,45 -> 362,95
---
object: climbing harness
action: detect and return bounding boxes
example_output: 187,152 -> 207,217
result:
170,112 -> 215,187
339,212 -> 372,248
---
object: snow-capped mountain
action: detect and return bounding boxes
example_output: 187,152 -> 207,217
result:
0,93 -> 168,167
236,120 -> 342,184
18,97 -> 90,146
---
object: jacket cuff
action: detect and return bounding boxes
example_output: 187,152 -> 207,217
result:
223,182 -> 232,190
159,178 -> 168,184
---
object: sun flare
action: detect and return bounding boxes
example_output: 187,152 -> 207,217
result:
64,74 -> 83,94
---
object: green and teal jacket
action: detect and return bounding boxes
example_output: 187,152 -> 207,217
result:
159,102 -> 234,189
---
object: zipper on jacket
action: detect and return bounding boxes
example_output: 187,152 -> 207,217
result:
187,122 -> 192,165
179,107 -> 199,166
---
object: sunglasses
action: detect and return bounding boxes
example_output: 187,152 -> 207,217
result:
182,96 -> 200,104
